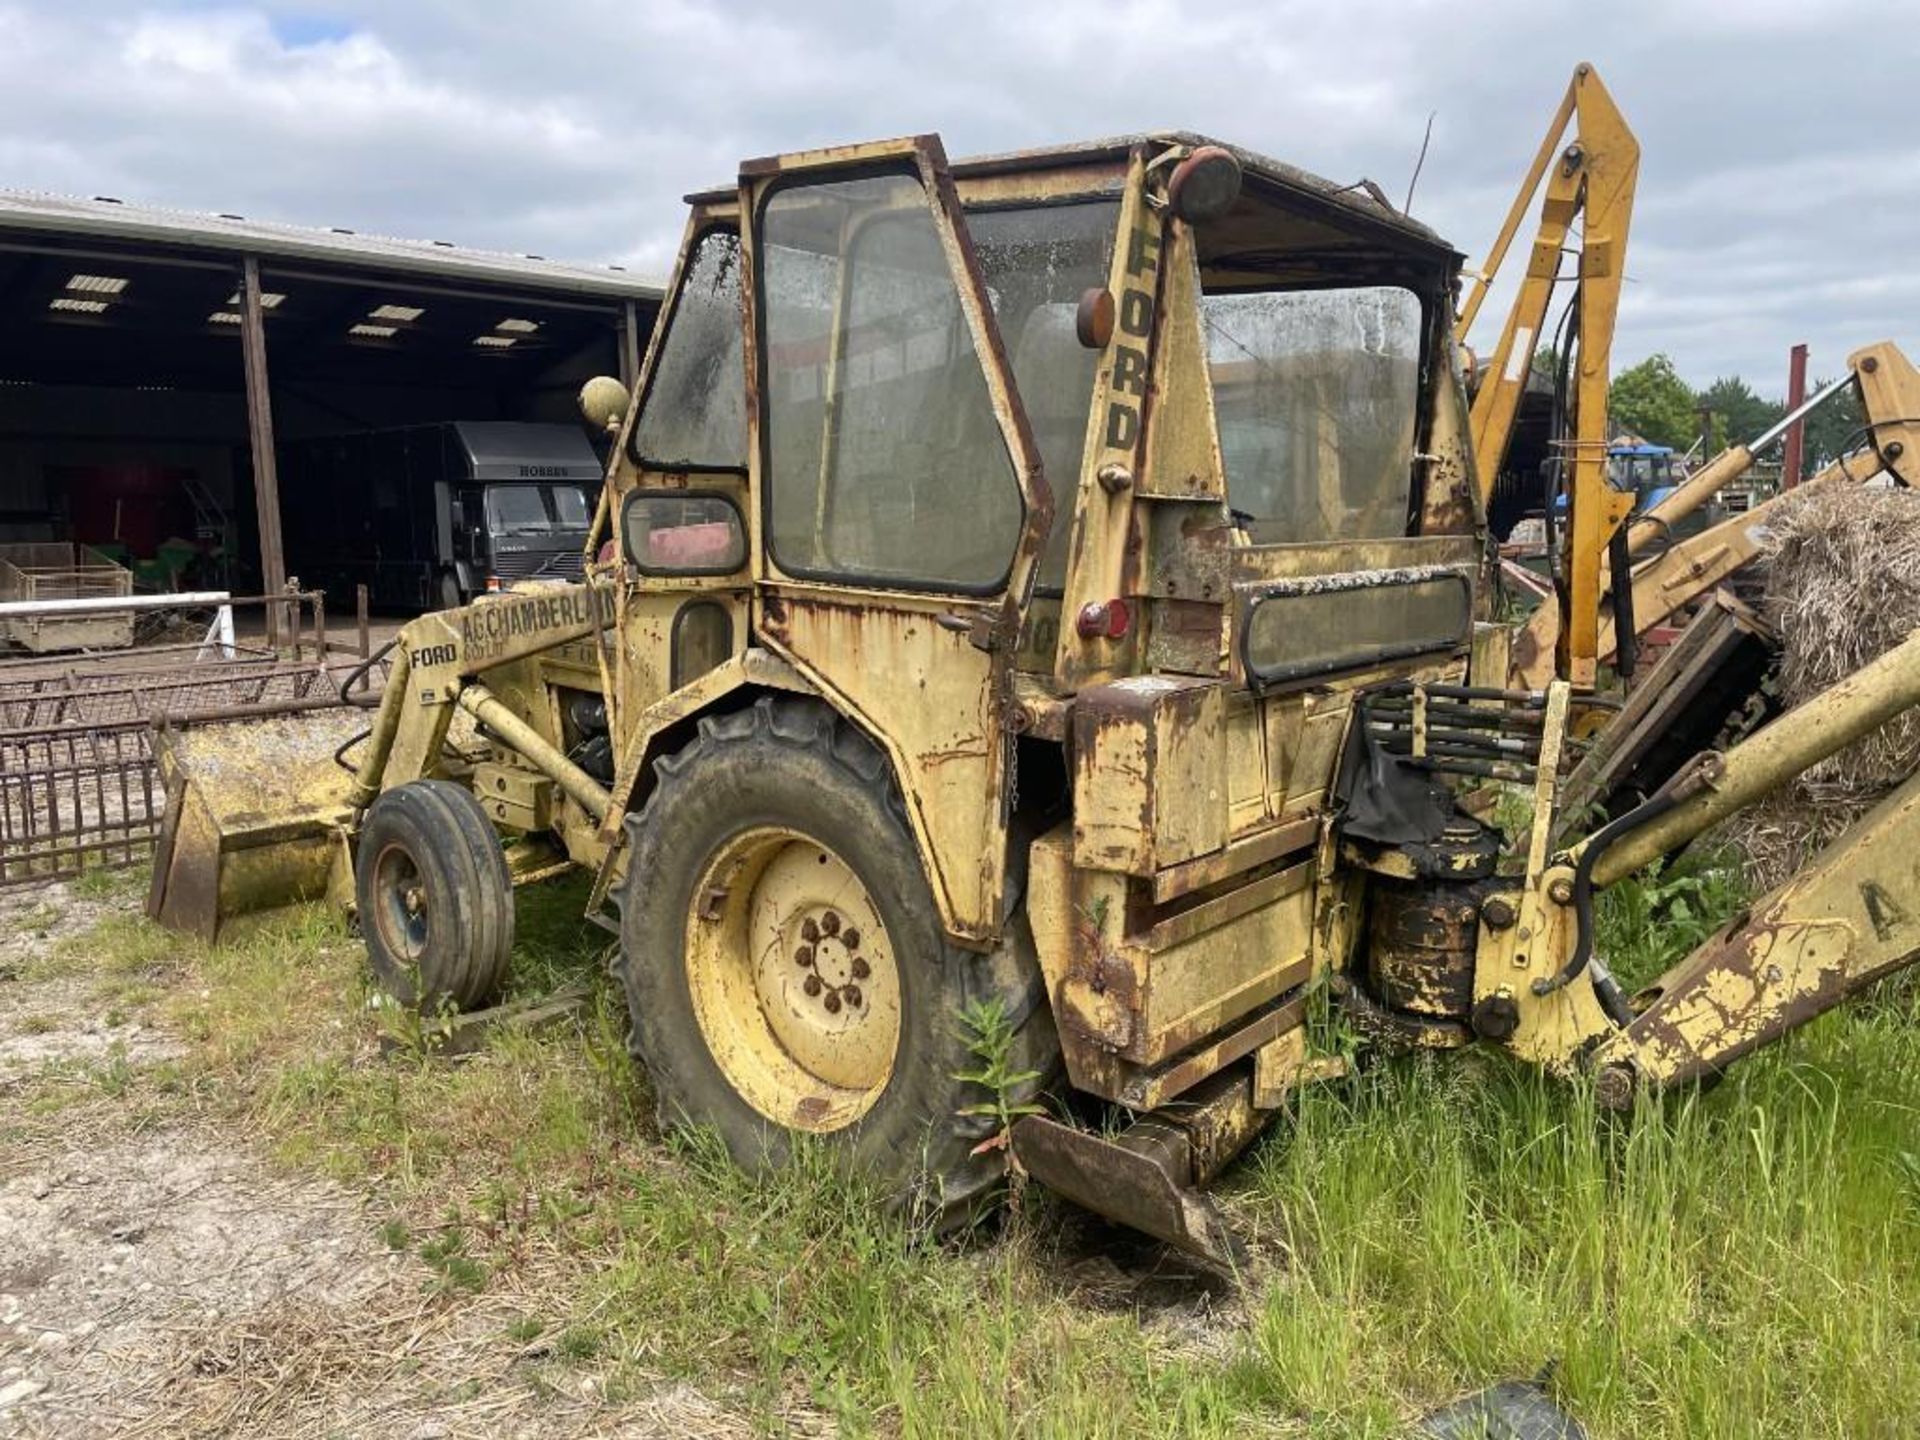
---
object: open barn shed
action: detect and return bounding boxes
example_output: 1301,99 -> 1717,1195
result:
0,190 -> 661,626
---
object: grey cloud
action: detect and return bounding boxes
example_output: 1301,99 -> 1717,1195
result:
1,0 -> 1914,387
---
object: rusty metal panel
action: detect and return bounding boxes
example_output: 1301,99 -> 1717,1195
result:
1261,688 -> 1352,818
1072,675 -> 1226,875
1592,764 -> 1920,1100
1223,694 -> 1270,834
1053,147 -> 1158,692
1137,219 -> 1227,503
1132,884 -> 1313,1068
473,762 -> 556,833
1031,818 -> 1318,1102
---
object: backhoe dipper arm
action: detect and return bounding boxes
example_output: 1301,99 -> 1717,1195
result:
1459,62 -> 1639,688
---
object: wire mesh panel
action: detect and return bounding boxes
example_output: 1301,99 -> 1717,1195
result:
0,724 -> 160,885
0,654 -> 364,728
0,649 -> 390,886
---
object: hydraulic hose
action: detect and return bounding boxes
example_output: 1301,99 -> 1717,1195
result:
337,637 -> 398,709
1531,787 -> 1684,1000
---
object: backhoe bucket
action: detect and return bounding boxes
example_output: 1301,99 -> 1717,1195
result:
146,713 -> 364,943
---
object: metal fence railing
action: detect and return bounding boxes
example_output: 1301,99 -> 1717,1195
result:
0,723 -> 159,885
0,632 -> 389,888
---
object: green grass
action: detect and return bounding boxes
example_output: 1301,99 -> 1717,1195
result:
32,857 -> 1920,1437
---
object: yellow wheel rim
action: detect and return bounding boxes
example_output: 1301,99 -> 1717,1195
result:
683,827 -> 902,1133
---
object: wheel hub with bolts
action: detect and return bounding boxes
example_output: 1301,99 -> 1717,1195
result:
370,843 -> 431,961
793,908 -> 871,1014
684,827 -> 902,1132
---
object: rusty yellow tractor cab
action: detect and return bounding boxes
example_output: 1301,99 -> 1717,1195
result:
150,127 -> 1920,1270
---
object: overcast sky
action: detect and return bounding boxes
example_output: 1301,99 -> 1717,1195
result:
3,0 -> 1915,391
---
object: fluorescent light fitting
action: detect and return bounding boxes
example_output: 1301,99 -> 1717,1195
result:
49,297 -> 110,314
225,290 -> 285,309
495,317 -> 540,333
66,274 -> 129,295
473,334 -> 517,348
349,322 -> 399,338
208,311 -> 243,326
368,303 -> 424,322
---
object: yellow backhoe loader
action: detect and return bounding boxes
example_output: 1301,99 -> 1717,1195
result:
149,127 -> 1920,1268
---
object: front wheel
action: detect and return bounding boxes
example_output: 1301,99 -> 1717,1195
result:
618,696 -> 1058,1227
356,780 -> 514,1011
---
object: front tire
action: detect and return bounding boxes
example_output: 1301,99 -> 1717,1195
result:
356,780 -> 514,1011
618,696 -> 1057,1227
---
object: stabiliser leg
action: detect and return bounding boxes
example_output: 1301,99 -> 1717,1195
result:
1010,1067 -> 1269,1270
1591,777 -> 1920,1105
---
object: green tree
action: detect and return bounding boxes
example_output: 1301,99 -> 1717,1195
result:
1801,378 -> 1865,473
1609,354 -> 1698,449
1696,375 -> 1783,452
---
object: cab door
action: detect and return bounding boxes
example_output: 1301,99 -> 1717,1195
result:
741,136 -> 1048,945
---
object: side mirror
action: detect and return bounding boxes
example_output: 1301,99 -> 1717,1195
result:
577,374 -> 630,434
1167,146 -> 1243,225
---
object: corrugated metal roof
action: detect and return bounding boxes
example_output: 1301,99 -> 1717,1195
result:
0,188 -> 664,302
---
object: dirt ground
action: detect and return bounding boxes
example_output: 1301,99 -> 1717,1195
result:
0,881 -> 756,1440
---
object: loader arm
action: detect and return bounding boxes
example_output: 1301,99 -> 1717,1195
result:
1458,62 -> 1638,688
348,582 -> 617,811
148,582 -> 618,941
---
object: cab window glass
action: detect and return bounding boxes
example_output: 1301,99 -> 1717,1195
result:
486,484 -> 552,535
761,171 -> 1022,592
969,201 -> 1118,590
632,229 -> 747,470
1203,286 -> 1421,542
623,493 -> 747,574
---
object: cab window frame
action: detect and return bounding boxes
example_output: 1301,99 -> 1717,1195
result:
629,221 -> 750,476
1197,277 -> 1434,544
751,161 -> 1027,599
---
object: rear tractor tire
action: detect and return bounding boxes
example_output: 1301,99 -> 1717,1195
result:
356,780 -> 514,1012
618,696 -> 1059,1230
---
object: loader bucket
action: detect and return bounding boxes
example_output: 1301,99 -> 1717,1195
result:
146,712 -> 365,944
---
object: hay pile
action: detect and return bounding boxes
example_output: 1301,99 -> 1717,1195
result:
1718,482 -> 1920,890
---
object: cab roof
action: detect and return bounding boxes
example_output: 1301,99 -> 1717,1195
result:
687,130 -> 1456,263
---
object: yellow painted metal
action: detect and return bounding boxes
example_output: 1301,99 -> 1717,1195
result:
1591,626 -> 1920,888
1458,63 -> 1637,688
1072,676 -> 1227,875
739,135 -> 1045,945
457,683 -> 611,823
1593,777 -> 1920,1095
1028,820 -> 1315,1105
472,760 -> 556,834
1853,339 -> 1920,488
1138,216 -> 1228,504
1489,629 -> 1920,1079
1462,64 -> 1637,513
145,717 -> 362,943
1054,148 -> 1157,692
1417,323 -> 1482,537
682,826 -> 901,1132
1470,682 -> 1613,1064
